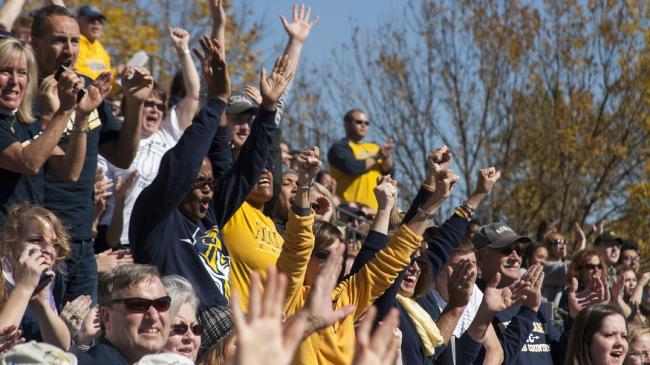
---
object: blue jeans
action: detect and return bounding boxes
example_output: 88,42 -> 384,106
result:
53,239 -> 98,311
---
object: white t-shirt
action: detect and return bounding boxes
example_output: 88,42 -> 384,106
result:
431,284 -> 483,338
98,107 -> 183,244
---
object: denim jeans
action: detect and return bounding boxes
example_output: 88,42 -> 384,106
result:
53,239 -> 98,311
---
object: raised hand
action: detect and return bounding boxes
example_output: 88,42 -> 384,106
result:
520,264 -> 545,311
231,268 -> 296,365
208,0 -> 226,28
244,84 -> 263,105
0,326 -> 24,353
474,167 -> 501,195
568,276 -> 606,319
294,243 -> 355,334
353,306 -> 401,365
96,248 -> 133,273
280,3 -> 319,43
60,295 -> 91,338
193,35 -> 230,102
447,259 -> 477,308
373,175 -> 398,211
57,70 -> 84,111
77,71 -> 112,116
38,75 -> 60,119
169,27 -> 190,51
259,55 -> 295,110
13,245 -> 50,293
122,67 -> 154,103
114,171 -> 138,203
432,169 -> 459,201
378,138 -> 395,160
482,272 -> 529,313
295,146 -> 321,186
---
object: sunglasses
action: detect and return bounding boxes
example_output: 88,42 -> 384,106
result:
497,244 -> 526,257
144,99 -> 165,111
170,323 -> 204,336
192,176 -> 216,190
312,248 -> 330,261
111,296 -> 171,313
410,255 -> 427,265
550,239 -> 566,246
353,119 -> 370,126
579,263 -> 603,271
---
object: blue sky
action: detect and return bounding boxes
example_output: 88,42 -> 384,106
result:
245,0 -> 403,67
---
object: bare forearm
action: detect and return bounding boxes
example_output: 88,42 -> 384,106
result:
381,155 -> 394,174
295,186 -> 311,209
466,305 -> 495,342
283,38 -> 304,75
371,207 -> 392,234
364,156 -> 378,170
104,99 -> 142,168
435,306 -> 464,344
105,201 -> 125,248
466,191 -> 487,210
47,114 -> 88,181
0,0 -> 26,31
0,286 -> 31,329
482,324 -> 504,365
174,48 -> 201,130
404,194 -> 444,235
21,109 -> 73,174
31,303 -> 71,350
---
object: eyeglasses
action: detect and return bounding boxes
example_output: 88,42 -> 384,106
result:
629,351 -> 649,360
192,176 -> 216,190
312,248 -> 331,261
550,239 -> 566,246
110,296 -> 171,313
353,119 -> 370,126
578,263 -> 603,271
170,323 -> 204,336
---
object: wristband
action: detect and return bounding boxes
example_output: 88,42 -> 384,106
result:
70,126 -> 90,135
417,206 -> 436,218
179,48 -> 190,55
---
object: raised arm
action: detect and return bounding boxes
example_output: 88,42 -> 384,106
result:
0,72 -> 79,176
209,0 -> 226,50
279,3 -> 319,76
277,147 -> 320,310
47,71 -> 113,182
130,36 -> 230,244
99,67 -> 153,168
169,27 -> 200,131
0,0 -> 25,31
211,55 -> 294,226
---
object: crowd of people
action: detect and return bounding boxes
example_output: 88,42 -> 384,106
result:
0,0 -> 647,364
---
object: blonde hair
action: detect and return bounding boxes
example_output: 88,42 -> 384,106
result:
1,203 -> 71,264
0,38 -> 38,123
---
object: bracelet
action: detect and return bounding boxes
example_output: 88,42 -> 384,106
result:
70,126 -> 90,135
297,182 -> 313,190
460,200 -> 476,213
417,206 -> 436,218
179,48 -> 190,55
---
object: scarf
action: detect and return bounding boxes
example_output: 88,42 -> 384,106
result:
397,294 -> 443,356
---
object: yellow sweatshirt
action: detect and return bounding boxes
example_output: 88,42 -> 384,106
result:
284,225 -> 422,365
223,201 -> 314,311
330,140 -> 383,210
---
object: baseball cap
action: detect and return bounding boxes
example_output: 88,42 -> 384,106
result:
472,222 -> 531,250
78,5 -> 106,20
196,305 -> 233,362
594,232 -> 623,246
226,93 -> 258,115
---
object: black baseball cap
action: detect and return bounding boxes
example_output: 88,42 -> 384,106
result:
473,222 -> 531,250
594,232 -> 623,246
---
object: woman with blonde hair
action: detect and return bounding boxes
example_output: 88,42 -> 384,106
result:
0,37 -> 110,227
626,326 -> 650,365
0,202 -> 72,349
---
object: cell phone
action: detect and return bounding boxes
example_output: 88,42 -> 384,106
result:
53,64 -> 86,103
29,249 -> 53,294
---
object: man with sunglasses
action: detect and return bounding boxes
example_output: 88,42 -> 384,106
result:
328,108 -> 394,211
79,264 -> 171,365
474,223 -> 566,365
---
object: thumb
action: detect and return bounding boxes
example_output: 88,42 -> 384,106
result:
488,272 -> 501,289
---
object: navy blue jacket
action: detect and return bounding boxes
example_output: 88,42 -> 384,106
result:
130,98 -> 276,311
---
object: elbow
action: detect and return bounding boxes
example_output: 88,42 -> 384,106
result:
112,153 -> 135,169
